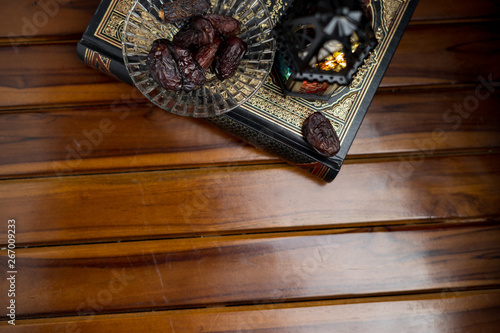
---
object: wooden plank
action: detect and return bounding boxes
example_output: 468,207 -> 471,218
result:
0,88 -> 498,178
0,41 -> 138,108
0,223 -> 499,318
0,103 -> 271,179
1,0 -> 498,42
1,154 -> 499,246
350,89 -> 500,156
0,43 -> 114,88
411,0 -> 500,23
0,43 -> 130,108
413,1 -> 500,23
1,22 -> 499,109
2,290 -> 499,332
380,21 -> 500,87
0,0 -> 101,41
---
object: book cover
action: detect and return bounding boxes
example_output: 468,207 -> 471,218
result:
77,0 -> 419,182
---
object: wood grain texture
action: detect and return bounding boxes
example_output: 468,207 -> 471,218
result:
1,22 -> 499,109
0,0 -> 497,42
0,103 -> 269,179
0,89 -> 498,178
2,290 -> 499,332
411,0 -> 500,23
1,154 -> 499,246
1,223 -> 499,318
0,0 -> 101,41
0,43 -> 130,108
0,0 -> 499,330
380,22 -> 500,87
350,89 -> 500,156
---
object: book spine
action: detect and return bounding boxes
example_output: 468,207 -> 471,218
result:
76,41 -> 133,85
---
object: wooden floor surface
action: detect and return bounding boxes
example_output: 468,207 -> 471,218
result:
1,0 -> 499,331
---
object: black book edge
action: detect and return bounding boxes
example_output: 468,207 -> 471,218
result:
76,0 -> 419,183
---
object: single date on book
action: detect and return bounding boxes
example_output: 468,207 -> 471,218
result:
302,112 -> 340,157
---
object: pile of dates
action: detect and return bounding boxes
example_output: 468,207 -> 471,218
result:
147,0 -> 247,92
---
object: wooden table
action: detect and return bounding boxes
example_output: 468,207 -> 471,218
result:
1,0 -> 499,331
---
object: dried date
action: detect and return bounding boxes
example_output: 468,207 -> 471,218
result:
146,39 -> 182,92
194,37 -> 222,70
173,16 -> 214,48
302,112 -> 340,157
204,14 -> 241,37
214,36 -> 247,80
170,44 -> 206,92
160,0 -> 210,23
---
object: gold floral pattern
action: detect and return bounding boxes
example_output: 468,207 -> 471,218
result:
95,0 -> 134,48
331,92 -> 358,121
382,0 -> 404,29
349,51 -> 377,88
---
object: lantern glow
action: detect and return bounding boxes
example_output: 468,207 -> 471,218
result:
273,0 -> 377,100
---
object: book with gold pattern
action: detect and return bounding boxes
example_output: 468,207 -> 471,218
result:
77,0 -> 418,182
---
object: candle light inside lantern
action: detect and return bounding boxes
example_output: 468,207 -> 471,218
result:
273,0 -> 377,101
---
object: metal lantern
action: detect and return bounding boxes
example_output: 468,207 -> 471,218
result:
274,0 -> 377,100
